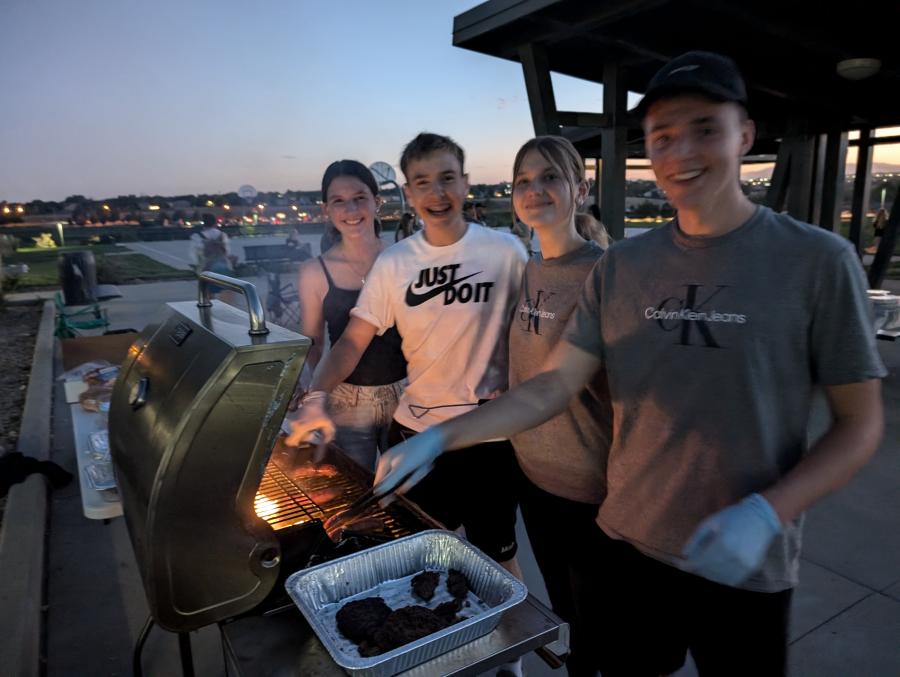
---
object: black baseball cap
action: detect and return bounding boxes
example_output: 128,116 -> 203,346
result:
633,51 -> 747,117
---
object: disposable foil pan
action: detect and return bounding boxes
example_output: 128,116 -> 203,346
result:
285,530 -> 527,676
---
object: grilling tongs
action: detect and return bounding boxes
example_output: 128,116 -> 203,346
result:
321,474 -> 412,542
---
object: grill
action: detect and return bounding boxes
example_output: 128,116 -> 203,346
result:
108,274 -> 436,637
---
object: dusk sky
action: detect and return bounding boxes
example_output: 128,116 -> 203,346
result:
1,0 -> 630,202
3,1 -> 898,203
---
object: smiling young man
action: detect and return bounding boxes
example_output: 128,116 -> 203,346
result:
374,53 -> 886,676
288,133 -> 528,580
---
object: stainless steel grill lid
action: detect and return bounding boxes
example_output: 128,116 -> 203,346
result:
109,276 -> 310,632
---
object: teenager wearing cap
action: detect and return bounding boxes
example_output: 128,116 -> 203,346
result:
375,52 -> 886,675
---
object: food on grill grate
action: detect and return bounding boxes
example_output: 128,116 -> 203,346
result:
291,463 -> 339,480
410,570 -> 440,601
373,605 -> 448,653
335,597 -> 392,643
326,516 -> 387,542
447,569 -> 470,599
308,487 -> 343,505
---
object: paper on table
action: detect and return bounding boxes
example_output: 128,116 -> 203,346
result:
64,380 -> 89,404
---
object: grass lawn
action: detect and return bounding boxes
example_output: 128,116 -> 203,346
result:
5,244 -> 193,288
99,253 -> 195,282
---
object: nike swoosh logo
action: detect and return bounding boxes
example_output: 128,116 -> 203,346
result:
668,64 -> 700,76
405,271 -> 482,306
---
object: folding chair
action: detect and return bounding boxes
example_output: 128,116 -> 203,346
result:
54,291 -> 110,338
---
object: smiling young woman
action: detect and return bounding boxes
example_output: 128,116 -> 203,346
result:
294,160 -> 406,471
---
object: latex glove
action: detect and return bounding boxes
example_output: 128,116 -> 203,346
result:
284,391 -> 336,447
373,427 -> 446,497
682,493 -> 783,587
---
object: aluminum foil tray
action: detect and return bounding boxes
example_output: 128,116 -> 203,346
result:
285,530 -> 527,676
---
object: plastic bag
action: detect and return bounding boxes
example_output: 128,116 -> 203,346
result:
83,365 -> 119,386
57,360 -> 112,382
79,385 -> 113,413
85,462 -> 116,490
88,430 -> 110,461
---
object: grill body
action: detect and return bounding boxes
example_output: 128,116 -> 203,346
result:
109,299 -> 310,632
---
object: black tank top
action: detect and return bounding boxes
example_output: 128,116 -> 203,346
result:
318,257 -> 406,386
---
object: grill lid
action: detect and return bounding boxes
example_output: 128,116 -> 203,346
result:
109,277 -> 310,632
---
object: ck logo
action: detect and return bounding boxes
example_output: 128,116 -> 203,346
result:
519,290 -> 557,335
405,264 -> 494,307
644,284 -> 747,348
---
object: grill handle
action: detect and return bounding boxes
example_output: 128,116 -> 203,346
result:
197,272 -> 270,335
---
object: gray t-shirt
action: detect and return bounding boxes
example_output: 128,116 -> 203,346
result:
564,206 -> 887,592
509,241 -> 612,504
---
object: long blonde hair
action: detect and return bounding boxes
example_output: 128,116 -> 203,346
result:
575,211 -> 611,248
511,136 -> 612,248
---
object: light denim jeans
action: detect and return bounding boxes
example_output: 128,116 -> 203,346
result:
328,380 -> 405,472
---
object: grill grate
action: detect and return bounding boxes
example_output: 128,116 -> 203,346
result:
255,462 -> 410,538
254,465 -> 322,530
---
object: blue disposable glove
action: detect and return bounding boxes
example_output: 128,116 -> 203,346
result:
285,391 -> 336,447
373,427 -> 447,497
682,493 -> 783,587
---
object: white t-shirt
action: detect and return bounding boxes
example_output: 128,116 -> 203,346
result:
351,224 -> 527,431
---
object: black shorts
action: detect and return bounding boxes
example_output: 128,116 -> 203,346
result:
516,466 -> 604,676
591,528 -> 793,677
387,421 -> 519,562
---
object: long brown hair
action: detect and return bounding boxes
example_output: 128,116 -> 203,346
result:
511,136 -> 611,247
320,160 -> 382,246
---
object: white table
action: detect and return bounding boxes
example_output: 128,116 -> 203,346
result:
66,380 -> 123,520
